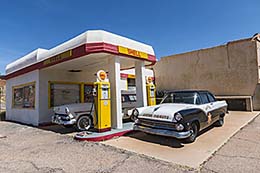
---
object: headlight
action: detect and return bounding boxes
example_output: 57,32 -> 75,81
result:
65,116 -> 70,120
176,124 -> 184,131
65,107 -> 70,114
174,112 -> 183,121
68,113 -> 74,119
132,109 -> 139,117
131,109 -> 139,120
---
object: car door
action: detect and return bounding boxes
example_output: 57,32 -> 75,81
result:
206,92 -> 220,123
199,92 -> 214,128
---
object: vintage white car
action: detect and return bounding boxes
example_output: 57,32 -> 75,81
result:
52,103 -> 94,131
121,90 -> 138,119
132,90 -> 228,143
52,91 -> 137,131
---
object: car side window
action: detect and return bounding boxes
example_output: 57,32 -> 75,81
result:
129,95 -> 136,102
195,93 -> 202,105
207,93 -> 216,102
121,96 -> 126,102
200,93 -> 209,104
121,95 -> 130,103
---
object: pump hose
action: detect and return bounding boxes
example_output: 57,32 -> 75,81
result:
90,96 -> 98,126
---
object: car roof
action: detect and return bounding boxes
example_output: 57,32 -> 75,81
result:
165,90 -> 211,94
121,90 -> 136,95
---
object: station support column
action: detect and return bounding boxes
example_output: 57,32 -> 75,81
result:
135,61 -> 147,107
109,57 -> 123,129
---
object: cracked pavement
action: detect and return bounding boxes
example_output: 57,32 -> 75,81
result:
201,114 -> 260,173
0,121 -> 192,173
1,113 -> 260,173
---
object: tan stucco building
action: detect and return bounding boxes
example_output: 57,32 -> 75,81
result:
154,34 -> 260,111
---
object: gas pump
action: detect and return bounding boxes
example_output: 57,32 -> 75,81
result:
93,70 -> 111,132
146,76 -> 156,106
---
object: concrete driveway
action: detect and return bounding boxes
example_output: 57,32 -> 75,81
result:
102,111 -> 259,168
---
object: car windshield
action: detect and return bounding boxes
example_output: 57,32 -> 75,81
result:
121,94 -> 136,103
161,92 -> 198,104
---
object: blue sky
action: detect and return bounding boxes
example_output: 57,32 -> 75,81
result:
0,0 -> 260,74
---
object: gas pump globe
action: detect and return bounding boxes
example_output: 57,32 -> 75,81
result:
146,76 -> 156,106
93,70 -> 111,132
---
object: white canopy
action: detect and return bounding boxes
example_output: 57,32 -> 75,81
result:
6,30 -> 155,75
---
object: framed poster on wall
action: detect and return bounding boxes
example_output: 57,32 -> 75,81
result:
13,82 -> 35,109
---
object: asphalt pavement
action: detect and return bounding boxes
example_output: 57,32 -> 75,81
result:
201,113 -> 260,172
0,121 -> 192,173
0,112 -> 260,173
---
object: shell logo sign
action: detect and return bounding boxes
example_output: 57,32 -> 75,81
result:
146,76 -> 153,84
97,70 -> 108,82
43,50 -> 72,66
118,46 -> 148,59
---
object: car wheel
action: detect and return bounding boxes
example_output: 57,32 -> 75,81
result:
76,115 -> 92,131
215,116 -> 224,127
185,123 -> 198,143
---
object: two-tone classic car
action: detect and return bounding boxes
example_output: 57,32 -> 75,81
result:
52,103 -> 94,131
121,90 -> 138,119
52,91 -> 137,131
132,90 -> 228,143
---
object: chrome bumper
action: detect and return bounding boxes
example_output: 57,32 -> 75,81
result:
133,124 -> 192,139
52,115 -> 76,126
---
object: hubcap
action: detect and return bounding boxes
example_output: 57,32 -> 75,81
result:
78,117 -> 91,130
191,125 -> 197,139
219,118 -> 224,125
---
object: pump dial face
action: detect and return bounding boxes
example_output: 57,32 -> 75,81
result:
97,70 -> 107,82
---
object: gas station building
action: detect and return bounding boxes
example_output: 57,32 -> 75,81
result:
5,30 -> 156,128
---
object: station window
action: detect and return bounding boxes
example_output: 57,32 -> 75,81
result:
13,82 -> 35,109
127,78 -> 136,91
49,83 -> 81,107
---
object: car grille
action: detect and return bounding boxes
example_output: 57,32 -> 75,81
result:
55,113 -> 68,117
137,118 -> 177,130
55,113 -> 70,121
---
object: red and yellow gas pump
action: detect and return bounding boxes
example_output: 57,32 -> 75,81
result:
93,70 -> 111,132
146,76 -> 156,106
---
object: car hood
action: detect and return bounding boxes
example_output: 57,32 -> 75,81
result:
53,103 -> 93,115
137,103 -> 198,122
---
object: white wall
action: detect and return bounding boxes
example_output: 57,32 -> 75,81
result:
120,78 -> 128,91
121,68 -> 154,77
38,69 -> 97,124
39,69 -> 73,123
6,70 -> 40,126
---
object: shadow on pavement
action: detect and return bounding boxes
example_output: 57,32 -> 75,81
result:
126,124 -> 218,148
125,131 -> 185,148
39,125 -> 77,134
39,118 -> 134,135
